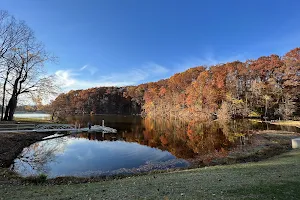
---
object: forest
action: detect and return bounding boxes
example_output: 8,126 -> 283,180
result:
50,47 -> 300,121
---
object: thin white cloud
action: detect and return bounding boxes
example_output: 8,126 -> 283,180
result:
80,65 -> 88,71
55,70 -> 135,91
55,70 -> 76,87
173,53 -> 248,73
144,62 -> 169,74
54,62 -> 169,91
101,62 -> 169,84
79,64 -> 98,75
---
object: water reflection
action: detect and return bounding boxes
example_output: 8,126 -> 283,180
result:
11,133 -> 188,178
67,115 -> 300,161
11,137 -> 68,176
67,116 -> 254,158
12,115 -> 300,178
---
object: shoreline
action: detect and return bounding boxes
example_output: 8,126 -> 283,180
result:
187,130 -> 298,167
250,119 -> 300,128
0,131 -> 54,168
0,127 -> 299,185
1,149 -> 300,199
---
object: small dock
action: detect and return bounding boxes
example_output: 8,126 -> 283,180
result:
71,125 -> 117,133
0,123 -> 117,134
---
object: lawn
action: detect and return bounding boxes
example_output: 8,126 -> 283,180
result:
270,120 -> 300,128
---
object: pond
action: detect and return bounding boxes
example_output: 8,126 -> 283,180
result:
11,135 -> 187,178
11,115 -> 300,178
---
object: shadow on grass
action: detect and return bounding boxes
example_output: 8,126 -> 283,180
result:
227,181 -> 300,200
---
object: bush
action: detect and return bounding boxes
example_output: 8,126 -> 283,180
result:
25,173 -> 48,184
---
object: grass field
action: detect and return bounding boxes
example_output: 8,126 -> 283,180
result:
1,149 -> 299,200
270,120 -> 300,128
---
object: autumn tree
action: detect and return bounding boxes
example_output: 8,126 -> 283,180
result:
50,47 -> 300,121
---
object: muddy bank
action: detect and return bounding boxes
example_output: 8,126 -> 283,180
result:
0,132 -> 53,168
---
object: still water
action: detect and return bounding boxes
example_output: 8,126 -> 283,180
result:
11,135 -> 187,178
11,115 -> 300,178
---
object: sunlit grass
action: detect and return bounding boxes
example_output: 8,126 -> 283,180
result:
270,120 -> 300,127
14,117 -> 53,123
249,111 -> 260,117
249,119 -> 262,123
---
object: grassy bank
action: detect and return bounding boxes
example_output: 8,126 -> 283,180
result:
250,119 -> 300,128
13,118 -> 53,123
0,119 -> 299,199
270,120 -> 300,128
0,149 -> 299,199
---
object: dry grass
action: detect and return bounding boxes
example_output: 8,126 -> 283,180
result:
14,117 -> 53,123
270,120 -> 300,128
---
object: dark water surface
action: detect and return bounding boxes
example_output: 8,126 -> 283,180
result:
11,115 -> 300,178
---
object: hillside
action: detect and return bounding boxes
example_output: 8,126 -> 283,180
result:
50,47 -> 300,120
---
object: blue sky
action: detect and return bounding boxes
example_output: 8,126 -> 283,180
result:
2,0 -> 300,91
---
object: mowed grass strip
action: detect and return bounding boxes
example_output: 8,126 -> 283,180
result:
270,120 -> 300,128
1,150 -> 300,200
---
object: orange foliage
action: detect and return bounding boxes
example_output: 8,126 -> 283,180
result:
51,47 -> 300,120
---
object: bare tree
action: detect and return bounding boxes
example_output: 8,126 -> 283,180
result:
0,10 -> 58,121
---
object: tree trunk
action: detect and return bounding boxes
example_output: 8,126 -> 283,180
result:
265,99 -> 268,118
51,111 -> 55,121
4,96 -> 17,121
1,71 -> 10,120
4,65 -> 22,121
1,82 -> 6,120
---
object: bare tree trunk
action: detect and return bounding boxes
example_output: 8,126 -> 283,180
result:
4,70 -> 22,121
264,99 -> 268,118
1,71 -> 9,120
1,80 -> 7,120
4,95 -> 17,121
51,112 -> 55,121
9,96 -> 17,121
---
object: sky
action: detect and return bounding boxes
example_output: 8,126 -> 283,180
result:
2,0 -> 300,91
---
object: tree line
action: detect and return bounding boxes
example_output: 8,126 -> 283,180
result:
51,47 -> 300,121
47,87 -> 141,120
0,10 -> 57,121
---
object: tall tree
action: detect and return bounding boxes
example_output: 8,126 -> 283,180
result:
0,10 -> 57,121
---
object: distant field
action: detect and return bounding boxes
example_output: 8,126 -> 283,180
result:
271,120 -> 300,128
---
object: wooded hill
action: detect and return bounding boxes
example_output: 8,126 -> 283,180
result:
50,47 -> 300,120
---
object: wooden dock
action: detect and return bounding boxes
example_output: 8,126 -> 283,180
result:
0,124 -> 117,134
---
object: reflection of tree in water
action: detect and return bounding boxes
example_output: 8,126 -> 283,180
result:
64,115 -> 256,160
12,136 -> 68,175
122,118 -> 254,160
73,132 -> 121,141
